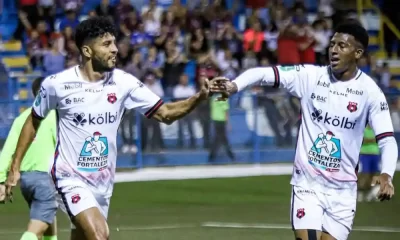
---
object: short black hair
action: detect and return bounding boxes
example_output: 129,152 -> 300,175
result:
334,20 -> 369,49
74,16 -> 117,52
32,77 -> 45,97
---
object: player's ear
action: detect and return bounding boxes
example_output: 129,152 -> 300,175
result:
354,48 -> 364,60
82,45 -> 92,58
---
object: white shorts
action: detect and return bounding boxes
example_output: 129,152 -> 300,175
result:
56,180 -> 110,229
290,185 -> 356,240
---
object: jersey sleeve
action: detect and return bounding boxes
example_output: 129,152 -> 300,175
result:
32,77 -> 58,119
367,89 -> 394,141
123,74 -> 163,118
274,65 -> 315,98
233,64 -> 315,98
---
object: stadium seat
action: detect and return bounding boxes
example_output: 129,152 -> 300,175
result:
2,56 -> 29,68
18,89 -> 29,100
2,41 -> 22,51
18,76 -> 28,83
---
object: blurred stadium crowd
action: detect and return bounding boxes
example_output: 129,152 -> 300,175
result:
4,0 -> 400,158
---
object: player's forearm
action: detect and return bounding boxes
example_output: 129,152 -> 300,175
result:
378,136 -> 398,178
232,67 -> 279,92
10,114 -> 40,171
154,93 -> 204,125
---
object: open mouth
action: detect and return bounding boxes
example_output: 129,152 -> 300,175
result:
330,57 -> 340,66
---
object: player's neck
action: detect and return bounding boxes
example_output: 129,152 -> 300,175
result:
78,63 -> 107,82
332,66 -> 358,81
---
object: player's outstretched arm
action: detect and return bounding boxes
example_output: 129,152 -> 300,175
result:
210,65 -> 311,100
151,79 -> 210,125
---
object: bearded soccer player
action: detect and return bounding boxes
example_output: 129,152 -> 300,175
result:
210,21 -> 397,240
0,77 -> 58,240
5,17 -> 210,240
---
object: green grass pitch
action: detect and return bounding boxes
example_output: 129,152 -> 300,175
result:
0,175 -> 399,239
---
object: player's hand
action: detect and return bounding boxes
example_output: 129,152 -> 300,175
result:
371,173 -> 394,201
199,77 -> 210,100
210,77 -> 237,101
0,184 -> 5,204
5,170 -> 20,203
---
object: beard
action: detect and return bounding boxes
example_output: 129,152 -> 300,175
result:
92,55 -> 115,72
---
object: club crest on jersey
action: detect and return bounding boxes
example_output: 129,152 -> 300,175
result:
107,93 -> 117,104
296,208 -> 305,219
347,102 -> 358,112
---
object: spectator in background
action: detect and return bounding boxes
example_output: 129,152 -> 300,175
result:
143,9 -> 161,39
130,23 -> 152,57
264,21 -> 279,63
13,0 -> 39,41
242,50 -> 258,69
65,39 -> 80,67
119,11 -> 141,39
115,0 -> 135,23
95,0 -> 115,20
173,74 -> 196,149
168,0 -> 187,26
59,26 -> 74,54
243,21 -> 264,59
38,0 -> 55,32
143,45 -> 164,78
125,51 -> 144,79
162,39 -> 187,96
379,62 -> 392,91
218,49 -> 240,79
59,6 -> 80,31
141,0 -> 163,22
142,71 -> 165,151
26,30 -> 44,69
43,40 -> 65,76
277,24 -> 300,64
189,28 -> 210,59
57,0 -> 82,12
296,16 -> 316,64
312,19 -> 330,65
117,40 -> 133,69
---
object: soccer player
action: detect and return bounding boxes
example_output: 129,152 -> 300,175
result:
357,124 -> 380,202
0,77 -> 58,240
5,17 -> 209,240
210,21 -> 397,240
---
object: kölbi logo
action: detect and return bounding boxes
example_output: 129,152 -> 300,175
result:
72,112 -> 118,126
311,109 -> 356,129
317,80 -> 330,88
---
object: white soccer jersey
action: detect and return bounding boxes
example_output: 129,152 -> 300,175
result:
32,66 -> 162,197
248,65 -> 394,196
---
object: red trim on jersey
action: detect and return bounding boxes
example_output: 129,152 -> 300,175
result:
375,132 -> 394,142
144,99 -> 164,119
272,66 -> 280,88
31,108 -> 44,120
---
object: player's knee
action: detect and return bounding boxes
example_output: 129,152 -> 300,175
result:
27,219 -> 50,238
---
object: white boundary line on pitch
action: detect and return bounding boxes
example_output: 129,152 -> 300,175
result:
201,222 -> 400,233
0,224 -> 196,235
